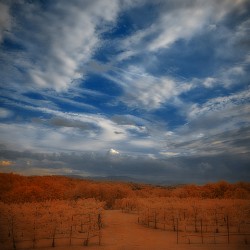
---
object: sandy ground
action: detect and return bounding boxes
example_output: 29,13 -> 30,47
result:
25,210 -> 248,250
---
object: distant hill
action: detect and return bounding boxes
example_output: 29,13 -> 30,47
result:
90,175 -> 144,182
65,174 -> 182,186
64,174 -> 141,183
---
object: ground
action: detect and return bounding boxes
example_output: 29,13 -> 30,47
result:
26,210 -> 249,250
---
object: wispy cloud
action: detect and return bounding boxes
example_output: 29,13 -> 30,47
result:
105,66 -> 192,110
114,0 -> 248,61
162,91 -> 250,157
187,89 -> 250,120
0,104 -> 162,154
0,0 -> 121,91
0,107 -> 12,118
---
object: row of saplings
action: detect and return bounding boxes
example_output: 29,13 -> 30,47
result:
0,198 -> 104,249
116,197 -> 250,245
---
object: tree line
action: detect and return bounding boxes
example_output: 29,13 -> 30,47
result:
0,173 -> 249,207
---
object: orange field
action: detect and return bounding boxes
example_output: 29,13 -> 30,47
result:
0,173 -> 249,249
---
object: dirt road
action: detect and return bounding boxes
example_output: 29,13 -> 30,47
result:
28,210 -> 248,250
98,210 -> 170,250
94,210 -> 246,250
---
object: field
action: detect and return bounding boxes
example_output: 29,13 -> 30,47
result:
0,173 -> 249,249
0,199 -> 104,249
117,197 -> 250,245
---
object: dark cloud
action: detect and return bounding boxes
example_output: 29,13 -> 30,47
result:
111,114 -> 141,125
114,131 -> 124,135
1,149 -> 249,184
32,117 -> 100,131
169,126 -> 250,156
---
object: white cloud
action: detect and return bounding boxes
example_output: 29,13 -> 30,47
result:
0,103 -> 161,153
128,139 -> 159,149
2,0 -> 121,91
193,52 -> 249,89
0,99 -> 171,155
106,66 -> 192,109
152,86 -> 250,157
108,148 -> 120,155
208,24 -> 217,31
160,152 -> 179,157
148,7 -> 207,51
115,0 -> 248,62
203,77 -> 217,88
219,64 -> 246,88
0,108 -> 12,118
188,89 -> 250,119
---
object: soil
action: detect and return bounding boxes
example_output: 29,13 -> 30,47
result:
30,210 -> 249,250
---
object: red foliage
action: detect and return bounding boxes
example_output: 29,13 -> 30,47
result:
0,173 -> 249,206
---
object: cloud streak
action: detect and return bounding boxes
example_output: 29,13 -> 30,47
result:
105,66 -> 192,110
1,0 -> 121,91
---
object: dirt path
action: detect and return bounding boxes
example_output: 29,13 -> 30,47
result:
32,210 -> 248,250
99,210 -> 170,250
94,210 -> 247,250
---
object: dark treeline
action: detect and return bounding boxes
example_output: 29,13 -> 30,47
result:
0,173 -> 249,207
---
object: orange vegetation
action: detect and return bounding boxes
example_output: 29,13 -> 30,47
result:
116,197 -> 250,243
0,199 -> 104,249
0,173 -> 249,249
0,173 -> 249,206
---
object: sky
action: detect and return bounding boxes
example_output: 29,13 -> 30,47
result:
0,0 -> 249,184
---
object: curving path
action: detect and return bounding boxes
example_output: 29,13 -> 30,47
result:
95,210 -> 247,250
36,210 -> 248,250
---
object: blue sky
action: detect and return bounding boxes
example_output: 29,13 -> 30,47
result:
0,0 -> 249,183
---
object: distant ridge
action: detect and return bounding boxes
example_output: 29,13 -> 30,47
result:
65,174 -> 142,183
90,175 -> 141,182
64,174 -> 185,186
